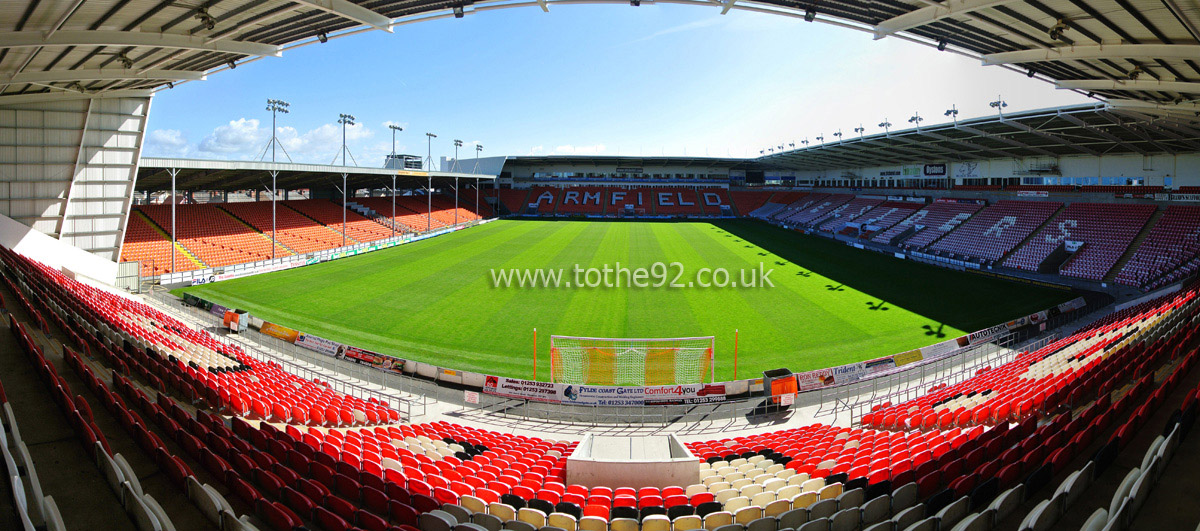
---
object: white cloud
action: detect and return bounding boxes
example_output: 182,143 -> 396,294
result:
198,118 -> 267,156
144,129 -> 190,157
529,145 -> 545,155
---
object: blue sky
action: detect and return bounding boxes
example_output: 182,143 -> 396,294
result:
143,4 -> 1092,166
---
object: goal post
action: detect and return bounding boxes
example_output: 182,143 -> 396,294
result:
549,335 -> 715,386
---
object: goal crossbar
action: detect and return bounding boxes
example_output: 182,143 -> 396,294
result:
549,335 -> 715,386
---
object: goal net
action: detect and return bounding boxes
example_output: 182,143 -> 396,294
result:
550,335 -> 715,386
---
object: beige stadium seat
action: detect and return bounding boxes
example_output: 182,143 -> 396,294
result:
793,492 -> 818,510
737,464 -> 756,474
815,459 -> 837,471
714,489 -> 739,504
729,459 -> 749,468
787,474 -> 810,487
518,508 -> 546,528
716,466 -> 736,477
704,477 -> 724,488
700,469 -> 718,480
764,499 -> 790,518
751,473 -> 772,485
611,518 -> 639,531
579,516 -> 607,531
725,473 -> 746,484
774,468 -> 794,479
762,479 -> 786,492
730,478 -> 752,490
699,462 -> 712,471
703,512 -> 733,531
740,484 -> 763,498
734,506 -> 762,525
711,461 -> 730,470
801,478 -> 825,493
460,495 -> 487,515
748,456 -> 766,465
708,481 -> 731,493
818,484 -> 843,502
776,485 -> 801,501
673,515 -> 702,531
548,513 -> 578,531
686,484 -> 709,497
489,503 -> 516,522
724,497 -> 750,512
643,514 -> 671,531
751,492 -> 775,507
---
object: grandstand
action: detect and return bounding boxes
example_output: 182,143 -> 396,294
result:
4,0 -> 1200,530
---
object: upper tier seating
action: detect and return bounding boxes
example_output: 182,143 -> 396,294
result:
928,201 -> 1062,262
119,212 -> 201,276
220,201 -> 348,254
285,200 -> 393,243
138,204 -> 291,268
730,192 -> 775,217
815,197 -> 883,232
870,201 -> 983,248
1115,206 -> 1200,289
1002,203 -> 1155,280
1082,185 -> 1164,194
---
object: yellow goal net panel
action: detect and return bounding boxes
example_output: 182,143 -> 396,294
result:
549,336 -> 714,386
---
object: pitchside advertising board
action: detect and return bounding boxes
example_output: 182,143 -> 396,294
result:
482,376 -> 728,406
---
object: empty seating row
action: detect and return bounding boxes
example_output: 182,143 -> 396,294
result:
871,201 -> 983,248
285,199 -> 394,243
139,204 -> 292,268
221,201 -> 347,254
119,212 -> 203,277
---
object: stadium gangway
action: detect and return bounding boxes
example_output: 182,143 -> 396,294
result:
146,290 -> 425,421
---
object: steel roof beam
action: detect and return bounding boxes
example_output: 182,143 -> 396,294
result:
999,119 -> 1099,155
0,69 -> 205,86
1057,79 -> 1200,94
983,44 -> 1200,65
1096,111 -> 1175,152
0,30 -> 281,57
874,0 -> 1024,39
1055,111 -> 1148,155
955,125 -> 1057,157
289,0 -> 393,32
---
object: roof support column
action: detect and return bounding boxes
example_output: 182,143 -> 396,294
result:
342,172 -> 348,248
271,170 -> 278,260
169,167 -> 178,274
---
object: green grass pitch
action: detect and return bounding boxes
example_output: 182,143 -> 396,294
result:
177,219 -> 1075,381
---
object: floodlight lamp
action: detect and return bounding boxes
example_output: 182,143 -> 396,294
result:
631,0 -> 641,6
1128,67 -> 1142,80
453,5 -> 464,17
1027,69 -> 1036,78
1048,20 -> 1068,41
227,60 -> 237,69
804,8 -> 816,22
389,124 -> 403,131
195,8 -> 216,30
454,139 -> 464,147
118,53 -> 133,69
937,40 -> 947,51
318,32 -> 329,43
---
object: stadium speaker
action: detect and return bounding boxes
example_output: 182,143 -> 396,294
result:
804,8 -> 816,21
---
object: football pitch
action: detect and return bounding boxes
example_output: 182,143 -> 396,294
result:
176,219 -> 1075,381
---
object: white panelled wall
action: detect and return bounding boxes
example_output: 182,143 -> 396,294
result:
0,93 -> 150,263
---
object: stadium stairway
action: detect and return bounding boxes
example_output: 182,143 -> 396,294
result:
218,205 -> 303,256
1105,206 -> 1168,283
135,208 -> 208,271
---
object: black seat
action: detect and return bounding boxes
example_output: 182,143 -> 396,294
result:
554,502 -> 581,519
826,472 -> 848,486
969,477 -> 999,512
611,506 -> 639,520
639,506 -> 666,520
706,456 -> 723,465
501,494 -> 526,510
844,477 -> 867,493
695,502 -> 723,518
924,488 -> 954,515
864,480 -> 890,501
1023,464 -> 1053,498
667,505 -> 694,520
528,499 -> 554,515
